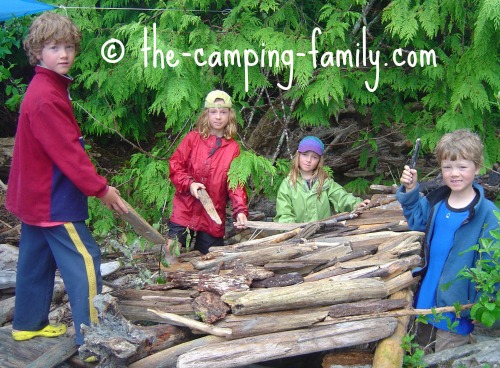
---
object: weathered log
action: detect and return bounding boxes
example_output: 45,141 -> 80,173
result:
177,317 -> 398,368
370,184 -> 398,194
128,335 -> 225,368
244,220 -> 304,231
215,307 -> 330,339
222,278 -> 389,315
372,289 -> 414,368
118,299 -> 195,323
322,303 -> 474,326
0,295 -> 15,325
263,258 -> 326,273
385,271 -> 420,295
328,298 -> 409,318
25,336 -> 78,368
344,221 -> 406,236
227,263 -> 274,281
148,309 -> 232,338
251,272 -> 304,288
168,272 -> 252,295
113,287 -> 196,301
227,227 -> 302,250
190,244 -> 315,270
0,270 -> 15,289
377,232 -> 423,253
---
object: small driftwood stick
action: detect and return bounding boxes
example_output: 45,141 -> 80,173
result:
323,303 -> 474,325
147,309 -> 232,338
120,198 -> 166,244
198,189 -> 222,225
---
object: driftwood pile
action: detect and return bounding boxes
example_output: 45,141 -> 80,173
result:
79,195 -> 426,368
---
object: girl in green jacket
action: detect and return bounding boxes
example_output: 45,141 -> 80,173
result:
274,136 -> 369,223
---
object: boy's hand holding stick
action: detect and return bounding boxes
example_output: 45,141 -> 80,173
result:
401,138 -> 420,191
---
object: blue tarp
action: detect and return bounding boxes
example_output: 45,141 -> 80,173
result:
0,0 -> 56,22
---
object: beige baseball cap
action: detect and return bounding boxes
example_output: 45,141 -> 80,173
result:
205,90 -> 232,108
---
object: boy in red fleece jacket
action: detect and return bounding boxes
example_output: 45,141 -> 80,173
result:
6,12 -> 127,350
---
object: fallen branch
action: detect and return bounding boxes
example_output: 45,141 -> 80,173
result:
322,303 -> 474,325
148,309 -> 232,338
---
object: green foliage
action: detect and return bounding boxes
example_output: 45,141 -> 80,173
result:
229,149 -> 281,197
2,0 -> 499,234
0,17 -> 30,111
458,211 -> 500,327
401,333 -> 427,368
343,177 -> 370,196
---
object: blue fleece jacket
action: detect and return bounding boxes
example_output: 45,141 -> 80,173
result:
396,182 -> 499,320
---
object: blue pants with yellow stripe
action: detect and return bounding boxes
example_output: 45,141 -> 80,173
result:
13,222 -> 102,345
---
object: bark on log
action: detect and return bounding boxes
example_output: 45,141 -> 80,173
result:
177,317 -> 398,368
328,298 -> 409,318
222,278 -> 389,315
192,291 -> 230,323
168,272 -> 252,295
251,272 -> 304,288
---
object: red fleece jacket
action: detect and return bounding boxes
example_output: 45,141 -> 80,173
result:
6,66 -> 108,224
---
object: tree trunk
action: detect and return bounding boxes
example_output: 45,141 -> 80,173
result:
222,278 -> 389,315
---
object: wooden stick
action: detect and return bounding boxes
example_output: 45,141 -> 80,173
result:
120,198 -> 166,244
322,303 -> 474,325
147,309 -> 232,338
198,189 -> 222,225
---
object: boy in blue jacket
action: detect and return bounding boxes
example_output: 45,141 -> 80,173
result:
396,129 -> 499,351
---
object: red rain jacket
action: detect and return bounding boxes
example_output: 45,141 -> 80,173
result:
169,131 -> 248,238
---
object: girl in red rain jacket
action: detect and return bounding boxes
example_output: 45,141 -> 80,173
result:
166,90 -> 248,262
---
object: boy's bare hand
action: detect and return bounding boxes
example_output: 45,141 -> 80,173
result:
100,186 -> 128,214
400,165 -> 418,192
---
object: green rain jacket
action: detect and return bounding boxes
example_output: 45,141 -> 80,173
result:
274,176 -> 362,223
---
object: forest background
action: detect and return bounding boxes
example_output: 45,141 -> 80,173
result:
1,0 -> 499,240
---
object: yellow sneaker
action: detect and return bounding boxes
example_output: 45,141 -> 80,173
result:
83,355 -> 99,363
12,323 -> 67,341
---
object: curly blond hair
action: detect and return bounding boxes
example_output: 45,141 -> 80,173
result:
23,12 -> 81,66
435,129 -> 484,168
